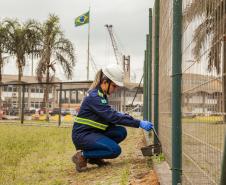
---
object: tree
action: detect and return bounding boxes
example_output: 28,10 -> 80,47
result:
0,21 -> 8,108
36,14 -> 75,120
184,0 -> 226,121
4,18 -> 40,117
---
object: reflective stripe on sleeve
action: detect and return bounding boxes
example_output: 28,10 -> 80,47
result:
74,116 -> 108,130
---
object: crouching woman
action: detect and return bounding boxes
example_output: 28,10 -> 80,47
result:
72,64 -> 153,172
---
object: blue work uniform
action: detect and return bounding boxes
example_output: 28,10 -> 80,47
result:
72,87 -> 140,159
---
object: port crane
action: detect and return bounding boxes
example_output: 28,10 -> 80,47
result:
105,24 -> 131,82
105,24 -> 123,65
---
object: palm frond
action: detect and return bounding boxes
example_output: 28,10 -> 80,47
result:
184,0 -> 226,74
55,52 -> 73,79
36,14 -> 76,81
54,37 -> 75,63
208,32 -> 222,74
183,0 -> 206,24
192,18 -> 213,61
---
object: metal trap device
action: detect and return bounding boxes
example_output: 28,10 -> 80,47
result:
141,127 -> 162,156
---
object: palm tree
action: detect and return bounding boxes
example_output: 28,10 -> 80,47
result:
36,14 -> 75,120
4,18 -> 40,118
0,21 -> 8,108
184,0 -> 226,121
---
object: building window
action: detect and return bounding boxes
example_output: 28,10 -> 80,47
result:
31,88 -> 36,93
13,87 -> 17,92
8,86 -> 12,92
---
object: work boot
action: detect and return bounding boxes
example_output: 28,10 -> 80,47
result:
72,151 -> 87,172
88,158 -> 111,167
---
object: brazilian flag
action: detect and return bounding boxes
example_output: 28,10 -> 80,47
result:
75,11 -> 89,27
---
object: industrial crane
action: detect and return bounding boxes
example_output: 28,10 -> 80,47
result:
105,24 -> 123,65
105,24 -> 131,82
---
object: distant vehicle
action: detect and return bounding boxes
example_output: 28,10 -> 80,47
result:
61,109 -> 69,116
24,109 -> 36,115
49,108 -> 78,116
29,109 -> 36,114
6,108 -> 19,116
49,108 -> 60,116
69,109 -> 78,116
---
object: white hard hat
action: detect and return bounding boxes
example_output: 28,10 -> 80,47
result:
102,64 -> 124,87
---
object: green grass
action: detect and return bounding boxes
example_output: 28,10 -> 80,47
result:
0,124 -> 152,185
0,125 -> 74,185
151,153 -> 165,164
183,115 -> 222,124
120,166 -> 130,185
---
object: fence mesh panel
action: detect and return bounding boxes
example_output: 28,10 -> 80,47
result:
158,0 -> 173,165
155,0 -> 226,184
181,0 -> 226,184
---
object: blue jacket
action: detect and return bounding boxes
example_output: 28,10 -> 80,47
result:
72,87 -> 140,145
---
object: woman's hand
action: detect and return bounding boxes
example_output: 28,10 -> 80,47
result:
139,120 -> 153,131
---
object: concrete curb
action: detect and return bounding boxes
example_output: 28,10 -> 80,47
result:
153,160 -> 172,185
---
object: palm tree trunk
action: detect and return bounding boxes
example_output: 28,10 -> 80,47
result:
45,65 -> 50,121
18,62 -> 22,120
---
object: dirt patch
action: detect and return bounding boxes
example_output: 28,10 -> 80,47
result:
68,128 -> 159,185
129,170 -> 159,185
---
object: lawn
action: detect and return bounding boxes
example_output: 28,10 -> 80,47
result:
0,124 -> 74,185
0,124 -> 156,185
183,115 -> 222,124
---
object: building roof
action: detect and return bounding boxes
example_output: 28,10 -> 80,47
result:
1,74 -> 143,91
2,74 -> 61,84
182,73 -> 221,94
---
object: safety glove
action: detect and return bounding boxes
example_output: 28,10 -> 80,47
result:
139,120 -> 153,131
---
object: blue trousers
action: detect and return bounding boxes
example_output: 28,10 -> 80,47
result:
82,126 -> 127,159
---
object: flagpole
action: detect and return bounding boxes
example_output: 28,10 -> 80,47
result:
87,7 -> 90,80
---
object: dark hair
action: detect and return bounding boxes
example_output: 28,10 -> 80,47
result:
89,69 -> 110,91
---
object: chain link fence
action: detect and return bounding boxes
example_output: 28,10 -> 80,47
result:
181,1 -> 225,184
151,0 -> 226,184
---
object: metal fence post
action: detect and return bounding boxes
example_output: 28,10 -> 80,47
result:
58,83 -> 62,127
146,48 -> 149,120
146,34 -> 150,120
143,50 -> 148,120
148,8 -> 152,122
154,0 -> 160,144
172,0 -> 182,184
221,35 -> 226,185
222,38 -> 226,123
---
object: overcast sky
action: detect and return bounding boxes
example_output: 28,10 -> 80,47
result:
1,0 -> 154,82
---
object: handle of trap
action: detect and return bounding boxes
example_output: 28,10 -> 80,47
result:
152,127 -> 161,145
